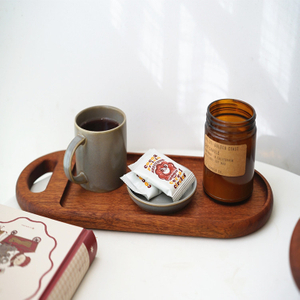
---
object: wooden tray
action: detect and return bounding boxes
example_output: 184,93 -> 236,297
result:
290,219 -> 300,290
16,151 -> 273,238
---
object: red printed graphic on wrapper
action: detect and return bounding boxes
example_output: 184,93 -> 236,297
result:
155,161 -> 177,181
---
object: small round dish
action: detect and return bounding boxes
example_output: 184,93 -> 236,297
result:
127,179 -> 197,214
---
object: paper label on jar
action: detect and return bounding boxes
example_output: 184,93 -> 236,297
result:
204,134 -> 247,177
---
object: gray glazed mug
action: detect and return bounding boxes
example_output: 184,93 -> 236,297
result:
63,106 -> 127,192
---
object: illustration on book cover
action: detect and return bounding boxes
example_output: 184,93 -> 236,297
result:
0,216 -> 57,298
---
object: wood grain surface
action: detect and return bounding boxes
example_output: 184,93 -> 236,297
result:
16,151 -> 273,238
290,219 -> 300,290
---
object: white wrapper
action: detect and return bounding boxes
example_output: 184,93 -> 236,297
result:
121,171 -> 162,200
129,149 -> 196,202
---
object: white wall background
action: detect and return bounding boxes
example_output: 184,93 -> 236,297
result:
1,0 -> 300,200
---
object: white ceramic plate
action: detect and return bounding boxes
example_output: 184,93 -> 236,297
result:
127,179 -> 197,214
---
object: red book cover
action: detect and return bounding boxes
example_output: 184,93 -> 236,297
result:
0,204 -> 97,300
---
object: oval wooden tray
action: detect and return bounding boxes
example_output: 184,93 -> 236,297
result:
290,219 -> 300,290
16,151 -> 273,238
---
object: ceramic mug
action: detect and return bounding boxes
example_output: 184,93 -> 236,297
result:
63,106 -> 127,192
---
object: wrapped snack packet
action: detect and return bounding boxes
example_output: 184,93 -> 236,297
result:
129,149 -> 196,202
121,171 -> 162,200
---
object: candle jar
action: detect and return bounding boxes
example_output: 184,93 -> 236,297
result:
203,99 -> 256,203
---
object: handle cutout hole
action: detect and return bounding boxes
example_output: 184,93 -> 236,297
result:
30,172 -> 53,193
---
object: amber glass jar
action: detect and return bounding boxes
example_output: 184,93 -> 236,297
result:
203,99 -> 256,203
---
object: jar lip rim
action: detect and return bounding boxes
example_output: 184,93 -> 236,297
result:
208,99 -> 256,125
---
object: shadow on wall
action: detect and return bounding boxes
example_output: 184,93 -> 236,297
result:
108,0 -> 300,175
257,135 -> 300,175
3,1 -> 298,174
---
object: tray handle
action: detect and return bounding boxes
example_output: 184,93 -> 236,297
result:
16,151 -> 70,211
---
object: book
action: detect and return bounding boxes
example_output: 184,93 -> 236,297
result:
0,204 -> 97,300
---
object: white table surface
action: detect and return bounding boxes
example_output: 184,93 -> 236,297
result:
2,157 -> 300,300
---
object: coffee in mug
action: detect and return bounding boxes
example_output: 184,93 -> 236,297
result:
80,118 -> 119,131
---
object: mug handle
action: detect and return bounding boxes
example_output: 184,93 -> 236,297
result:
63,134 -> 88,184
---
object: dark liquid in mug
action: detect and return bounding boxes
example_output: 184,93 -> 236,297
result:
80,118 -> 119,131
